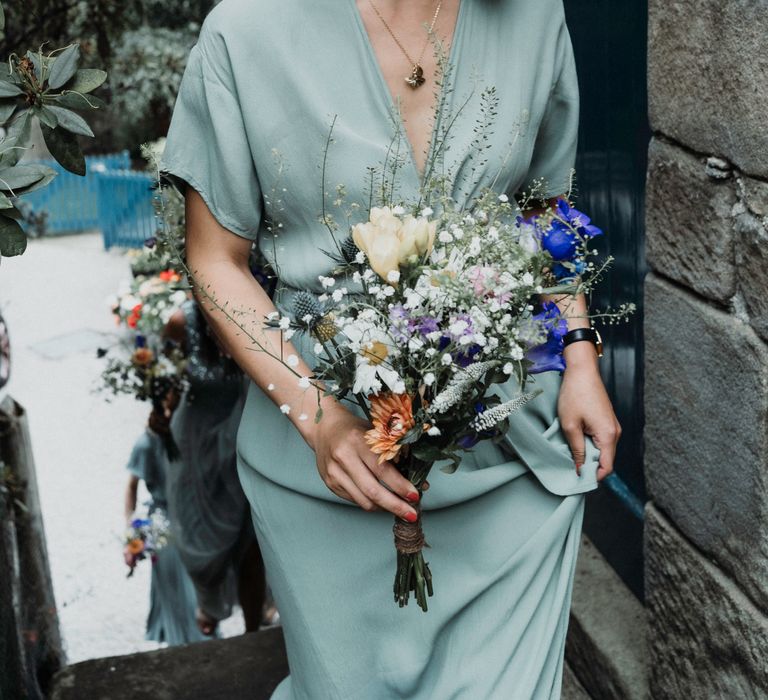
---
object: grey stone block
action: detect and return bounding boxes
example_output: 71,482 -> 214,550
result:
562,662 -> 592,700
648,0 -> 768,178
645,138 -> 737,302
735,191 -> 768,342
645,504 -> 768,698
49,627 -> 289,700
644,273 -> 768,609
566,536 -> 649,700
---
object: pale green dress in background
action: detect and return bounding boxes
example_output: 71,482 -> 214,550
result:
125,430 -> 206,646
160,0 -> 601,697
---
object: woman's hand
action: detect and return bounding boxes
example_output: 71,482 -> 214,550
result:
310,405 -> 421,521
558,343 -> 621,481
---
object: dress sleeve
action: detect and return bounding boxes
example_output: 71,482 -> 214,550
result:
523,22 -> 580,199
159,30 -> 263,241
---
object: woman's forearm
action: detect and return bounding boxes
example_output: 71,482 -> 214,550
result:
124,476 -> 139,523
185,191 -> 341,448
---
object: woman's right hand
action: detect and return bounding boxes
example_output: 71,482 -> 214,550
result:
311,405 -> 421,521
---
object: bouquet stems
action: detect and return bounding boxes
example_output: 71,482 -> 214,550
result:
393,455 -> 433,612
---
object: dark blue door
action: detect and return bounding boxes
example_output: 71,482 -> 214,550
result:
563,0 -> 650,599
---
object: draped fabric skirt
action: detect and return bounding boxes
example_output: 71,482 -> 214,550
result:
235,315 -> 599,700
238,436 -> 589,699
145,542 -> 207,646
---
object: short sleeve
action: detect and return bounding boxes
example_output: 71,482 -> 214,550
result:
159,31 -> 263,240
126,431 -> 151,481
523,22 -> 580,198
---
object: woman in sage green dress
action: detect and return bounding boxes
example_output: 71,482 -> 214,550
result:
123,429 -> 207,646
160,0 -> 622,697
164,298 -> 266,636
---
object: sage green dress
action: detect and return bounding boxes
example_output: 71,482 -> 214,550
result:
160,0 -> 600,697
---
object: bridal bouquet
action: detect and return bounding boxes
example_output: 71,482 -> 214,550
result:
124,509 -> 171,577
265,188 -> 628,611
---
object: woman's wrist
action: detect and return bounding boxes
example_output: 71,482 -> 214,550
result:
563,339 -> 600,373
296,394 -> 349,451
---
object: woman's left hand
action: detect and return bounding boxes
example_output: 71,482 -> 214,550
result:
557,343 -> 622,481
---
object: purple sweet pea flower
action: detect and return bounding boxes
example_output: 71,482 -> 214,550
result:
416,316 -> 439,336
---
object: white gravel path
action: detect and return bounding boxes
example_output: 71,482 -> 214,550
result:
1,232 -> 244,664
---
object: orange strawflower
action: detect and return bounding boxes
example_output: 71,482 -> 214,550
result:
365,393 -> 415,464
131,347 -> 154,366
126,538 -> 145,555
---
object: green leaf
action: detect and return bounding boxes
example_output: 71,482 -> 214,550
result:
0,191 -> 13,209
412,443 -> 446,463
399,425 -> 424,445
0,100 -> 15,125
44,104 -> 93,137
48,44 -> 80,90
26,50 -> 43,82
37,105 -> 58,129
0,110 -> 31,167
0,4 -> 5,34
0,163 -> 54,191
47,92 -> 106,111
41,124 -> 84,175
64,68 -> 107,94
13,169 -> 57,196
0,214 -> 27,256
0,80 -> 22,97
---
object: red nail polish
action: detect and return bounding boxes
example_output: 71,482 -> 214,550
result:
406,491 -> 420,503
404,511 -> 418,523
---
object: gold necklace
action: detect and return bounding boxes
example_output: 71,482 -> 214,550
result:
367,0 -> 443,89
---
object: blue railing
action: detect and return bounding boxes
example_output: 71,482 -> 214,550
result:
22,151 -> 132,234
95,169 -> 158,249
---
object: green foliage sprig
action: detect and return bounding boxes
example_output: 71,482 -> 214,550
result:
0,1 -> 105,257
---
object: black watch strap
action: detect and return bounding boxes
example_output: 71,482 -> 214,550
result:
562,327 -> 604,358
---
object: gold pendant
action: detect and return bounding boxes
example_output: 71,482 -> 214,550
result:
405,64 -> 426,89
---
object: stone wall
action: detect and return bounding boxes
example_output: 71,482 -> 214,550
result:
645,0 -> 768,696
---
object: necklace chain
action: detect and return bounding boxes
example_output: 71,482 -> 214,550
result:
366,0 -> 443,88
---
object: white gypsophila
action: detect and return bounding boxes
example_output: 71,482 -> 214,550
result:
280,404 -> 291,415
313,342 -> 324,354
509,345 -> 525,361
470,389 -> 543,431
423,372 -> 436,386
430,359 -> 500,414
119,294 -> 141,312
516,222 -> 541,253
286,354 -> 299,367
170,290 -> 187,306
298,376 -> 311,389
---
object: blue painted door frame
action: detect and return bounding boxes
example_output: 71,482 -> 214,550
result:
563,0 -> 650,599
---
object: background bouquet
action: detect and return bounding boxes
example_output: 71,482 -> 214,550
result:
123,509 -> 171,577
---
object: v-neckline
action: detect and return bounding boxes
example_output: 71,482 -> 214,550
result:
350,0 -> 468,188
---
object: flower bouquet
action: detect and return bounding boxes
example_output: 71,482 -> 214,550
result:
99,335 -> 188,459
263,187 -> 631,611
124,509 -> 171,577
109,268 -> 188,336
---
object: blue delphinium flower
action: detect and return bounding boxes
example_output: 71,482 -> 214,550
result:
556,198 -> 603,239
541,198 -> 603,264
525,301 -> 568,374
541,219 -> 578,261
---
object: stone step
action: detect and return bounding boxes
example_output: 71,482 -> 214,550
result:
49,627 -> 289,700
50,625 -> 592,699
